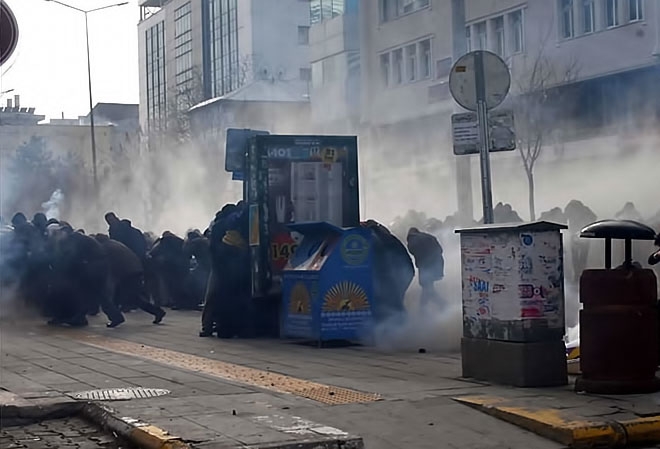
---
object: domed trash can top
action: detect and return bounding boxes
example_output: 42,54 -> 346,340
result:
579,220 -> 656,241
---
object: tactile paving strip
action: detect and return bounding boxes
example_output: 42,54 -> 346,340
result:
71,387 -> 170,401
66,332 -> 381,405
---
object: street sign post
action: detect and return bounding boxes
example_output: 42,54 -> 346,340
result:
452,110 -> 516,155
449,50 -> 511,224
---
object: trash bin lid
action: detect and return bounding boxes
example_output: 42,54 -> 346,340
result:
287,221 -> 344,237
455,220 -> 567,234
579,219 -> 656,240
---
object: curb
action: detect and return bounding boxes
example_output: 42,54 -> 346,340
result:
0,391 -> 83,427
453,395 -> 660,448
1,396 -> 364,449
82,402 -> 191,449
242,438 -> 365,449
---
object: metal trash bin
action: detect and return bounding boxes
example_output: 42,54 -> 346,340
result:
281,222 -> 375,345
576,220 -> 660,394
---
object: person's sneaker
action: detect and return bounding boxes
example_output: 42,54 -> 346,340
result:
153,309 -> 166,324
199,329 -> 213,337
107,316 -> 125,328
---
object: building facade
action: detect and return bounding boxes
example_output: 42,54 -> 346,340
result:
137,0 -> 312,135
309,0 -> 660,221
308,0 -> 361,133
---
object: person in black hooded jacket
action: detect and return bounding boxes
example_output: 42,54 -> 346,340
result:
363,220 -> 414,324
407,227 -> 445,309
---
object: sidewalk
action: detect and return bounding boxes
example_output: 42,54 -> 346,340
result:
0,311 -> 562,449
6,310 -> 660,448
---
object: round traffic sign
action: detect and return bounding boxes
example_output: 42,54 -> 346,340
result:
449,50 -> 510,112
0,2 -> 19,67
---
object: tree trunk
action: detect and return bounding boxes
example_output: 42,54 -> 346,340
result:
527,170 -> 536,221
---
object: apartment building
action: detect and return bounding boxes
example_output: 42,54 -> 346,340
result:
308,0 -> 360,133
137,0 -> 311,136
357,0 -> 458,217
320,0 -> 660,219
466,0 -> 660,139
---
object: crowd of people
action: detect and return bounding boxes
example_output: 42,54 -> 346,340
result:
0,203 -> 449,338
10,196 -> 651,339
0,202 -> 251,337
390,199 -> 660,283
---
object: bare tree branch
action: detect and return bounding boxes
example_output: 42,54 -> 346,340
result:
513,19 -> 580,220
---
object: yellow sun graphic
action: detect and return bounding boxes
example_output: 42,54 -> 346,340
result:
289,282 -> 311,315
322,281 -> 370,313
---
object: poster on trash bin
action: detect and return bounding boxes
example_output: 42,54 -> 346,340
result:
460,230 -> 564,326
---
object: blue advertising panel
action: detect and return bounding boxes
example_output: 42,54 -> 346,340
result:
281,222 -> 374,343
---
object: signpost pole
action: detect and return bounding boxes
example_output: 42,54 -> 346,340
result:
451,0 -> 474,225
474,52 -> 494,224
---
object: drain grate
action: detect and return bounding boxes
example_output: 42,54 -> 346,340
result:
64,331 -> 381,405
71,387 -> 170,401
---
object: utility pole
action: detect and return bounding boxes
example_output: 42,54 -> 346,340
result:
451,0 -> 474,225
44,0 -> 128,196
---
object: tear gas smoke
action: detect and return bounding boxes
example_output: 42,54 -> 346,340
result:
371,228 -> 463,353
41,189 -> 64,220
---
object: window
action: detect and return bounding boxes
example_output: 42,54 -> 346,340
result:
145,21 -> 166,130
381,38 -> 432,88
208,0 -> 240,97
331,0 -> 345,17
402,0 -> 415,14
311,0 -> 344,24
298,26 -> 310,45
629,0 -> 643,21
606,0 -> 619,27
420,39 -> 431,79
582,0 -> 595,33
174,2 -> 193,102
310,0 -> 321,23
466,26 -> 471,51
380,0 -> 430,22
300,68 -> 312,81
560,0 -> 574,38
393,48 -> 403,84
493,16 -> 505,56
380,53 -> 390,86
509,10 -> 523,53
406,44 -> 417,81
475,22 -> 487,50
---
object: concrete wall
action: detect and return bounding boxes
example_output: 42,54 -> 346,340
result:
249,0 -> 310,83
309,8 -> 361,131
0,124 -> 117,172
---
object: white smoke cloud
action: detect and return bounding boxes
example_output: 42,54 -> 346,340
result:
41,189 -> 64,220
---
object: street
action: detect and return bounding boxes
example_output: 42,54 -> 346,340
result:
0,310 -> 563,449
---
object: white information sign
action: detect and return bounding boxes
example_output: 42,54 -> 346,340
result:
452,110 -> 516,155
